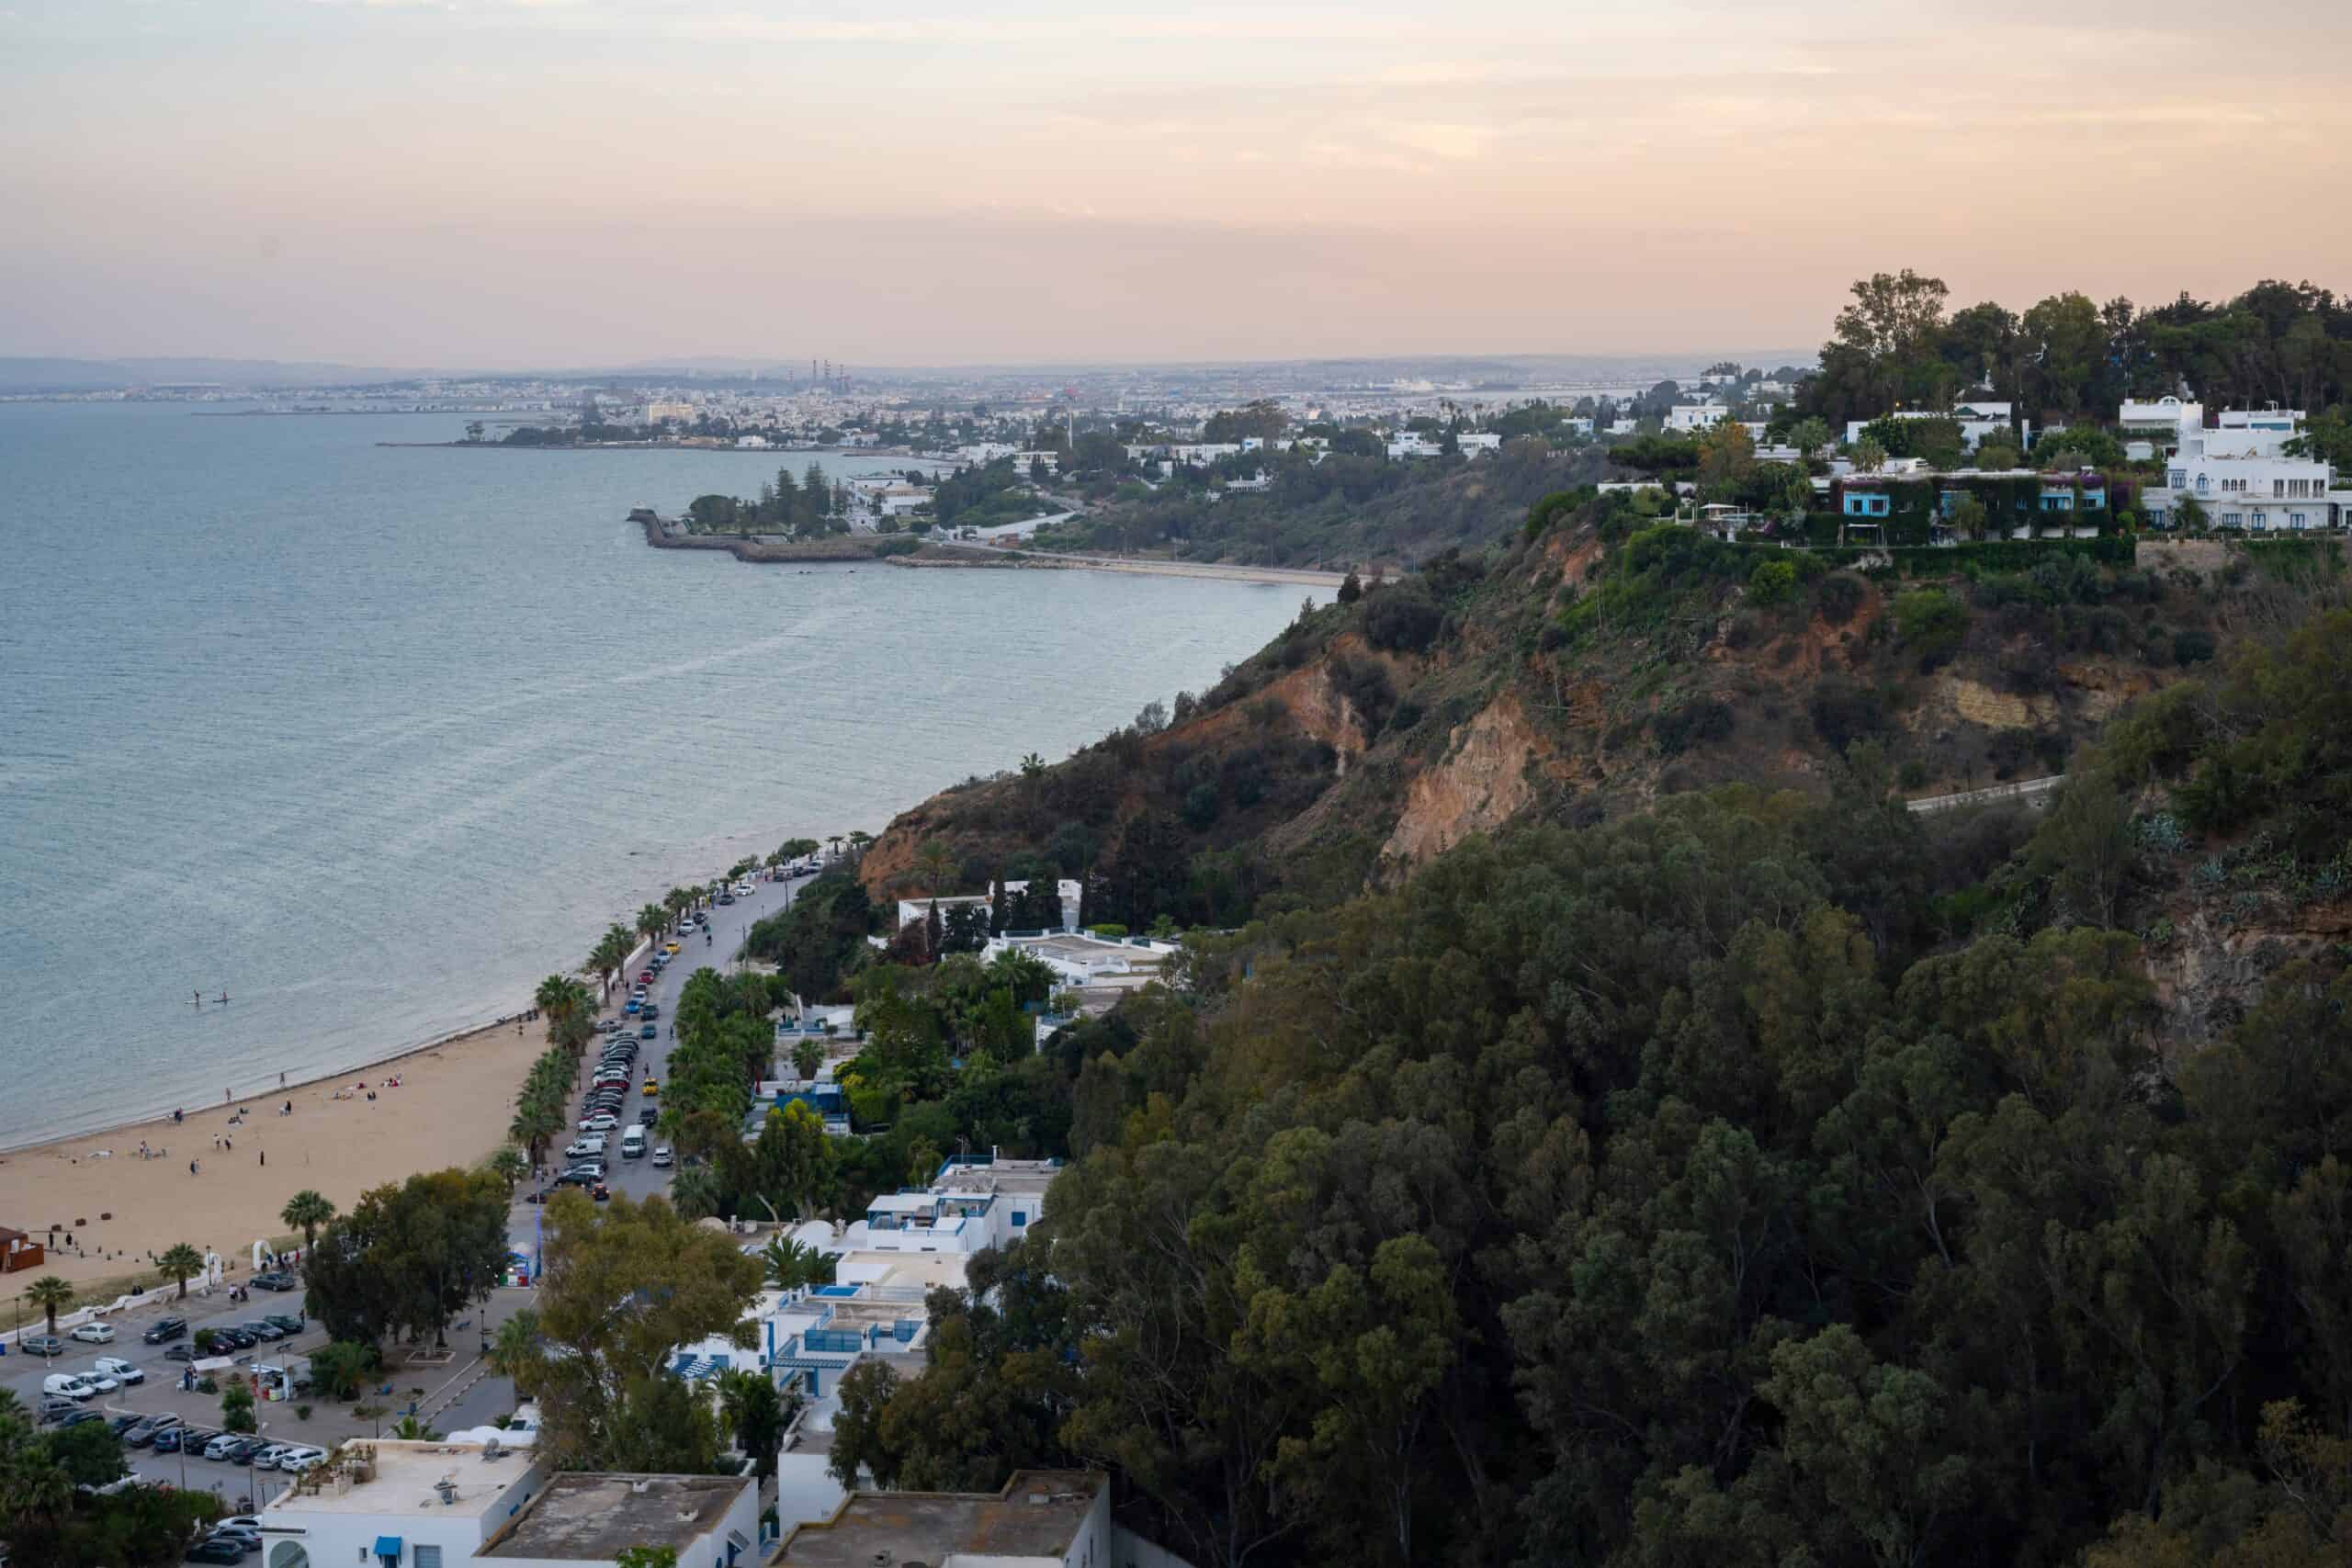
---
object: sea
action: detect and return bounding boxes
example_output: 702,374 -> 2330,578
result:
0,402 -> 1311,1147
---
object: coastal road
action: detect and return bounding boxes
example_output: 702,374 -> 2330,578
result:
523,868 -> 813,1219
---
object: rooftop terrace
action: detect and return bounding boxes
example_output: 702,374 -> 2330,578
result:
779,1470 -> 1102,1566
263,1441 -> 531,1519
481,1473 -> 749,1559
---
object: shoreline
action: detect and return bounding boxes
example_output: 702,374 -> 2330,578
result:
0,1008 -> 543,1160
0,1011 -> 552,1288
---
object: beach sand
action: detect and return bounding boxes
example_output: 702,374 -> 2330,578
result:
0,1019 -> 551,1291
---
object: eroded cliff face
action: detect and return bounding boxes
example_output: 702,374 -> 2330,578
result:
2146,898 -> 2352,1054
1382,694 -> 1566,864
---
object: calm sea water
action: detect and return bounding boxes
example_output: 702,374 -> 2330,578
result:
0,403 -> 1308,1145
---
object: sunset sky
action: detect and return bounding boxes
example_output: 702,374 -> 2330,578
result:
5,0 -> 2349,367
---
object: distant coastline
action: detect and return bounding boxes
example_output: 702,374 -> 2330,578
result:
630,509 -> 1347,586
381,440 -> 937,458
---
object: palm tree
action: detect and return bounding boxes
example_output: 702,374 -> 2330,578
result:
280,1190 -> 336,1252
389,1415 -> 442,1441
158,1243 -> 204,1300
2,1453 -> 72,1529
636,903 -> 668,953
534,972 -> 578,1019
486,1308 -> 543,1395
486,1146 -> 529,1195
825,835 -> 843,861
663,886 -> 692,924
846,829 -> 875,858
21,1275 -> 73,1339
588,924 -> 633,998
759,1235 -> 837,1292
913,839 -> 955,900
669,1165 -> 725,1221
792,1039 -> 823,1083
509,1099 -> 561,1168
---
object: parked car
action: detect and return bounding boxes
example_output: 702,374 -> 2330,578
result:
20,1335 -> 64,1358
638,970 -> 655,985
213,1327 -> 255,1350
150,1427 -> 186,1453
92,1356 -> 143,1385
240,1321 -> 286,1341
107,1413 -> 143,1437
622,998 -> 641,1016
186,1539 -> 247,1563
203,1433 -> 246,1461
579,1112 -> 619,1132
264,1314 -> 304,1335
278,1447 -> 327,1472
124,1414 -> 179,1447
639,1107 -> 659,1126
69,1322 -> 115,1344
55,1409 -> 105,1428
592,1183 -> 612,1201
717,893 -> 735,905
162,1343 -> 196,1362
205,1528 -> 263,1556
651,1145 -> 673,1168
79,1371 -> 119,1394
228,1436 -> 268,1465
250,1444 -> 293,1470
38,1396 -> 81,1423
251,1270 -> 300,1292
639,1023 -> 657,1039
141,1317 -> 187,1344
42,1374 -> 96,1401
639,1003 -> 660,1021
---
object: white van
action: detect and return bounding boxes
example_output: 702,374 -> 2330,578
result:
43,1373 -> 96,1401
565,1134 -> 607,1159
620,1125 -> 647,1160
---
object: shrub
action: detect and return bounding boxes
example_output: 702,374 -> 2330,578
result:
1088,923 -> 1128,939
1893,588 -> 1970,666
2173,627 -> 2216,665
1815,570 -> 1868,624
296,1404 -> 312,1421
1747,558 -> 1799,604
1182,782 -> 1221,829
1898,759 -> 1929,790
1654,697 -> 1736,756
1808,675 -> 1887,751
1363,584 -> 1444,652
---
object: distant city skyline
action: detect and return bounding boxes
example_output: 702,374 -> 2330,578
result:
6,0 -> 2348,366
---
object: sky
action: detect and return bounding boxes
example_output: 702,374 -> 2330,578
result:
4,0 -> 2350,368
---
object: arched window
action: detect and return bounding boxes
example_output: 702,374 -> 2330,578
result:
266,1544 -> 311,1568
2195,474 -> 2210,493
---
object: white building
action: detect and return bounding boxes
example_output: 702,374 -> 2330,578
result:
775,1469 -> 1110,1567
894,878 -> 1081,935
1457,432 -> 1502,455
1667,402 -> 1731,433
254,1440 -> 761,1568
1385,435 -> 1442,459
643,400 -> 696,425
1844,401 -> 2017,454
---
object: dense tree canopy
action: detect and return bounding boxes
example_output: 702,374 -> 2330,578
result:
826,601 -> 2352,1567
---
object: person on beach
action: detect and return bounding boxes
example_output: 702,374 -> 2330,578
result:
189,1159 -> 198,1176
259,1149 -> 265,1167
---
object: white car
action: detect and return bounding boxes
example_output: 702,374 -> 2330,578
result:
42,1374 -> 96,1401
578,1112 -> 619,1132
79,1370 -> 119,1394
651,1145 -> 673,1168
250,1443 -> 293,1470
69,1322 -> 115,1344
279,1448 -> 328,1473
91,1356 -> 143,1384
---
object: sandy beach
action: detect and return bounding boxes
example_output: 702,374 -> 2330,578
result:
0,1018 -> 550,1292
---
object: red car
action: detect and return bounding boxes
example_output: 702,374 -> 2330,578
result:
638,970 -> 655,985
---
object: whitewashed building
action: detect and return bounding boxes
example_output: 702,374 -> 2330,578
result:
254,1441 -> 761,1568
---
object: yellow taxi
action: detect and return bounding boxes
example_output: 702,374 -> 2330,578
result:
662,942 -> 682,955
641,1079 -> 660,1098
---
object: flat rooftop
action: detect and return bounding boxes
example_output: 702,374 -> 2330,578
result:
263,1441 -> 526,1518
482,1473 -> 749,1559
780,1470 -> 1102,1566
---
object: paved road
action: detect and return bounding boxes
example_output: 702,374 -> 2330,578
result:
526,871 -> 812,1214
1905,773 -> 2065,815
